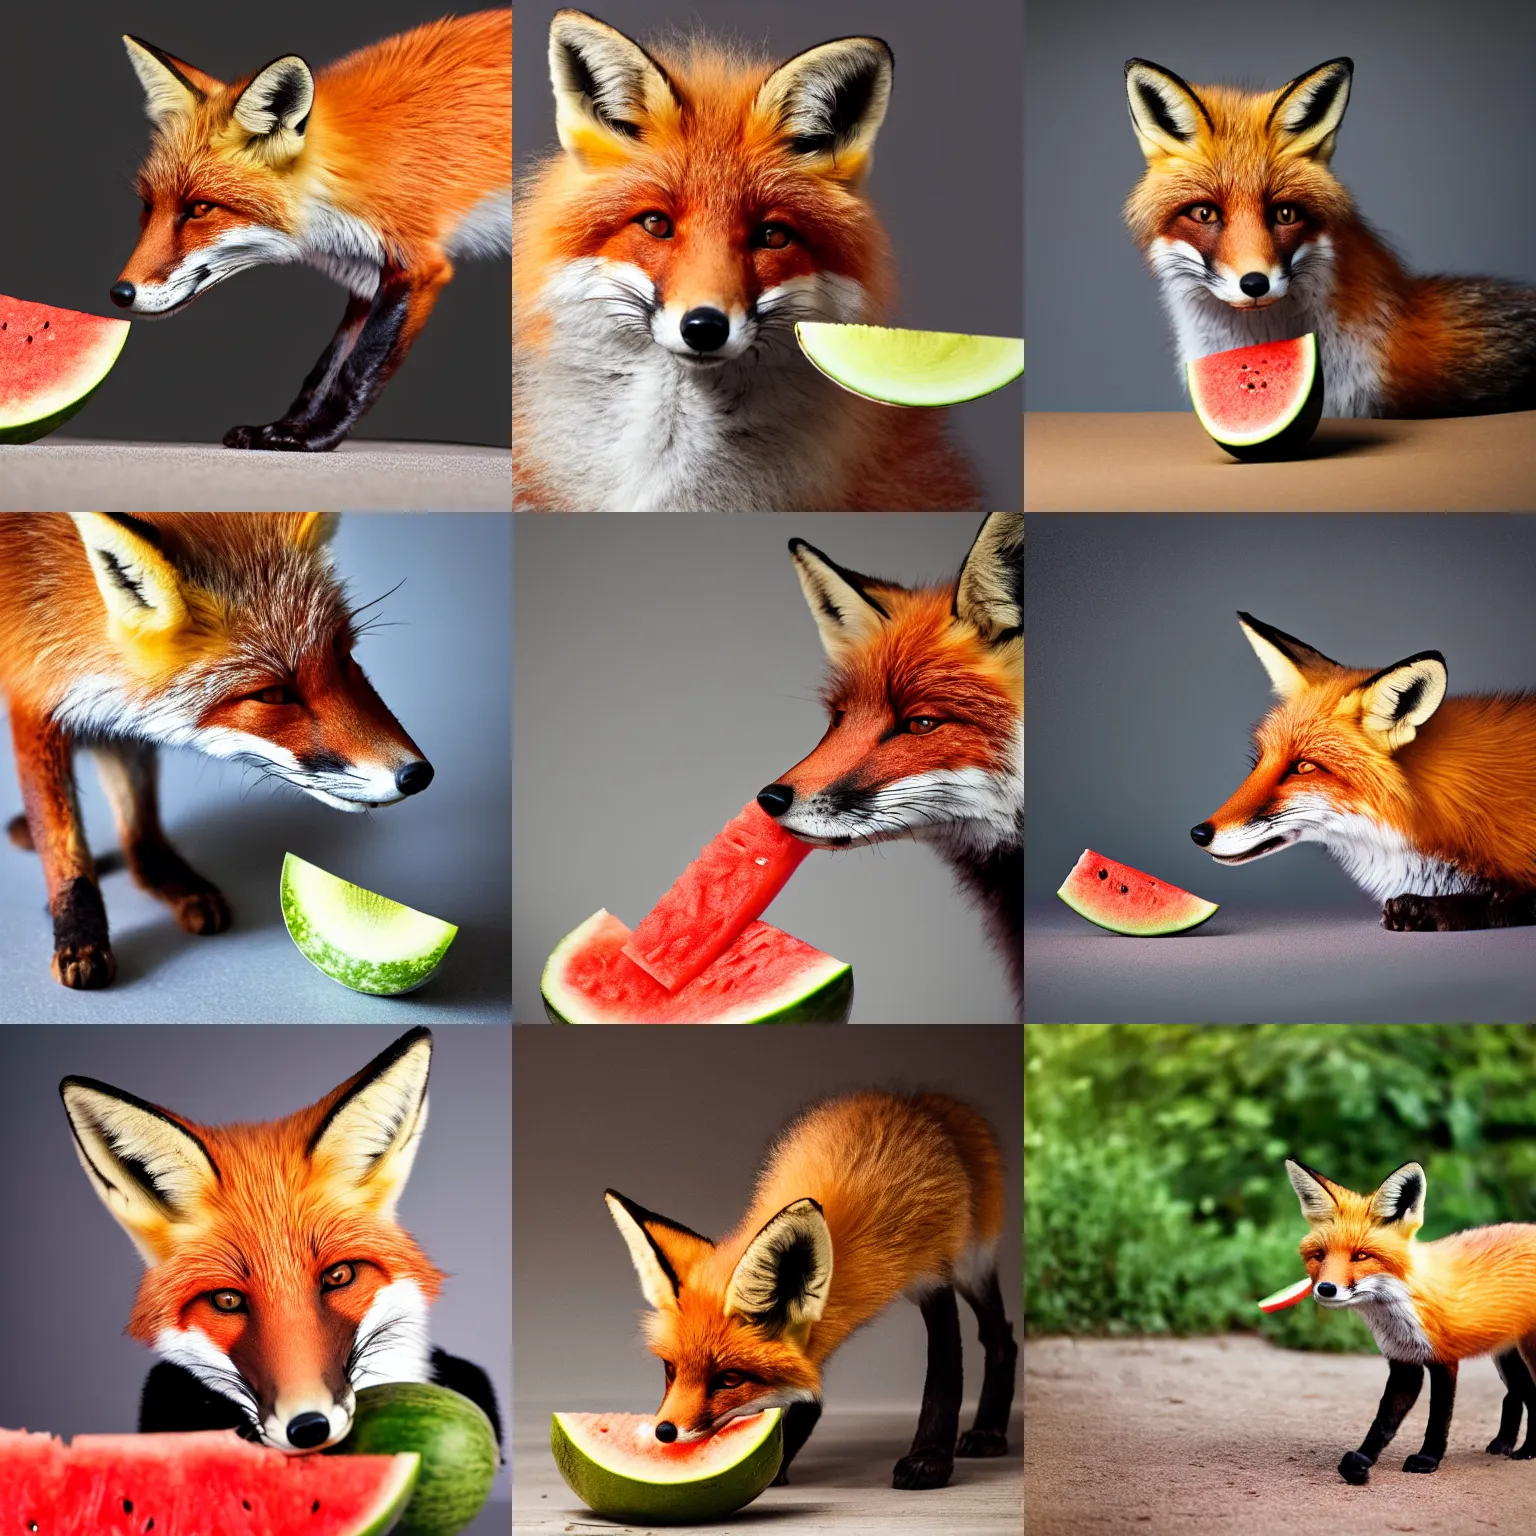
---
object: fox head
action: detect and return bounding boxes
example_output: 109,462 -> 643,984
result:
605,1190 -> 829,1443
522,9 -> 894,364
1191,613 -> 1446,888
1286,1158 -> 1424,1311
61,1028 -> 444,1453
1123,57 -> 1355,312
113,36 -> 314,317
63,512 -> 431,811
757,513 -> 1023,858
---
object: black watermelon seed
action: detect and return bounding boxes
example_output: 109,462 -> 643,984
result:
124,1500 -> 133,1513
243,1501 -> 252,1511
1097,868 -> 1108,880
312,1501 -> 321,1514
1120,884 -> 1128,893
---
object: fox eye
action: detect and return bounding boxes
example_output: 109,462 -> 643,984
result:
209,1289 -> 246,1313
638,212 -> 674,239
1291,759 -> 1319,776
1352,1250 -> 1372,1263
830,709 -> 845,728
753,223 -> 793,250
321,1262 -> 356,1291
906,717 -> 941,735
1187,203 -> 1221,224
1273,203 -> 1301,226
663,1360 -> 677,1385
714,1370 -> 749,1390
250,684 -> 300,707
186,201 -> 216,220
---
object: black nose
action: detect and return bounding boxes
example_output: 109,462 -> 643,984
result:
1239,271 -> 1270,298
1190,822 -> 1214,848
1315,1281 -> 1337,1299
756,784 -> 794,818
655,1420 -> 678,1444
395,761 -> 434,796
109,281 -> 136,309
286,1412 -> 331,1449
680,307 -> 730,353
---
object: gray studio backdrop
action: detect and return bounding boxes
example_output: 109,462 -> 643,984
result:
0,1025 -> 511,1511
513,1 -> 1022,509
1026,0 -> 1536,410
512,513 -> 1016,1024
0,513 -> 511,1023
5,3 -> 509,446
512,1025 -> 1022,1408
1024,514 -> 1536,908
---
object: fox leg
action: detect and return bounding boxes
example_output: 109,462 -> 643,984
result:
1403,1360 -> 1457,1472
955,1269 -> 1018,1457
93,741 -> 231,936
223,256 -> 453,453
1508,1338 -> 1536,1458
1489,1350 -> 1531,1454
9,705 -> 113,989
893,1285 -> 963,1491
1338,1359 -> 1424,1485
771,1400 -> 823,1486
1382,891 -> 1536,931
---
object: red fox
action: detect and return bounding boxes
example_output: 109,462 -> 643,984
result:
0,513 -> 431,989
513,9 -> 981,510
605,1090 -> 1016,1489
1287,1157 -> 1536,1484
1124,58 -> 1536,416
113,13 -> 511,451
61,1028 -> 500,1450
756,514 -> 1023,1012
1191,612 -> 1536,932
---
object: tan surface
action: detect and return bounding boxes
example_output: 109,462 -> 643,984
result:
1026,1335 -> 1531,1535
0,437 -> 511,511
1025,411 -> 1536,511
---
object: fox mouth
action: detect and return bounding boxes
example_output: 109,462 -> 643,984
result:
1227,296 -> 1281,311
1208,833 -> 1294,864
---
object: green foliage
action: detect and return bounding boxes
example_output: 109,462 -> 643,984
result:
1025,1025 -> 1536,1350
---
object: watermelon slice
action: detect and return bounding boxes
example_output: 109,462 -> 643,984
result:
543,908 -> 852,1024
552,1409 -> 782,1524
794,322 -> 1024,406
1258,1277 -> 1314,1314
1187,333 -> 1323,461
0,294 -> 130,443
0,1429 -> 417,1536
622,801 -> 813,992
1056,849 -> 1218,936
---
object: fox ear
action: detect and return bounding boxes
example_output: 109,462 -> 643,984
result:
1237,612 -> 1342,700
548,9 -> 679,167
60,1076 -> 220,1265
1269,58 -> 1352,163
123,35 -> 219,125
1124,59 -> 1212,161
725,1199 -> 833,1343
605,1191 -> 715,1313
755,37 -> 894,185
1286,1158 -> 1342,1224
71,514 -> 197,641
788,538 -> 890,664
955,514 -> 1023,645
1369,1162 -> 1427,1235
307,1029 -> 432,1218
290,513 -> 340,551
1356,653 -> 1446,751
231,55 -> 314,162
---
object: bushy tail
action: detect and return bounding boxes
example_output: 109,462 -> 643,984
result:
1410,277 -> 1536,415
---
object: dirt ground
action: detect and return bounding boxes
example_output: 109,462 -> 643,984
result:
1026,1335 -> 1536,1535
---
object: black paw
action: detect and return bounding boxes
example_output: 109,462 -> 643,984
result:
223,422 -> 333,452
956,1428 -> 1008,1458
1488,1437 -> 1516,1455
1338,1449 -> 1372,1486
1383,895 -> 1437,932
1510,1442 -> 1536,1461
892,1452 -> 954,1490
771,1466 -> 791,1487
1402,1452 -> 1440,1474
171,889 -> 233,936
53,942 -> 116,990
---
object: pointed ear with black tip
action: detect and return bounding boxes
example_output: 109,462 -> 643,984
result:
1124,58 -> 1213,161
60,1076 -> 221,1264
307,1028 -> 432,1219
789,538 -> 891,664
1368,1162 -> 1427,1237
605,1191 -> 715,1313
231,55 -> 314,163
1268,58 -> 1353,163
725,1199 -> 833,1344
548,9 -> 678,165
754,36 -> 893,184
954,513 -> 1022,644
123,35 -> 220,125
1237,612 -> 1344,700
1355,653 -> 1446,752
1286,1158 -> 1344,1224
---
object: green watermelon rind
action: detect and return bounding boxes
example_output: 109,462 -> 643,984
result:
1056,851 -> 1219,937
551,1409 -> 783,1525
1187,333 -> 1324,460
795,322 -> 1024,407
0,311 -> 130,444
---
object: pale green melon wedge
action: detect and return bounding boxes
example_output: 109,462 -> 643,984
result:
281,853 -> 457,996
795,323 -> 1023,406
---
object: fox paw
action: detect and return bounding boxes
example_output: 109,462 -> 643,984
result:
956,1428 -> 1008,1458
1338,1450 -> 1372,1485
172,890 -> 232,936
223,422 -> 333,452
771,1467 -> 792,1487
1403,1453 -> 1441,1474
892,1452 -> 954,1490
1382,895 -> 1438,932
1510,1442 -> 1536,1461
53,943 -> 116,990
1488,1437 -> 1516,1455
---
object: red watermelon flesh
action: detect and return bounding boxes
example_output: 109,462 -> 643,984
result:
0,294 -> 130,444
0,1429 -> 66,1533
1186,333 -> 1323,461
1056,849 -> 1219,936
622,801 -> 813,992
